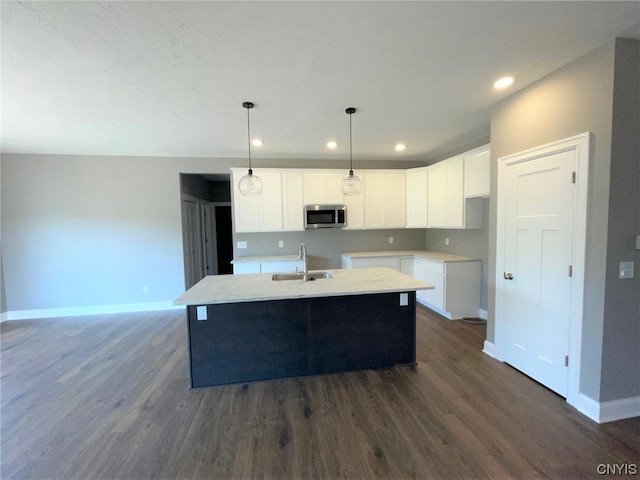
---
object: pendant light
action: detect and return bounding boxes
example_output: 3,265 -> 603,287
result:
238,101 -> 263,197
341,107 -> 363,196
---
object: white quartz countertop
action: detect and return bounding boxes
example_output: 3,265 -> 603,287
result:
231,254 -> 301,264
342,250 -> 478,262
173,267 -> 433,305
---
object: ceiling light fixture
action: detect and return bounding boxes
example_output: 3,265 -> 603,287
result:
494,76 -> 514,90
395,143 -> 406,152
238,101 -> 263,197
251,138 -> 263,147
341,107 -> 363,196
326,141 -> 338,149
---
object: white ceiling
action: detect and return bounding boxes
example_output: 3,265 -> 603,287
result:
2,1 -> 639,162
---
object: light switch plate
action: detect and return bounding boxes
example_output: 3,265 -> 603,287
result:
278,240 -> 284,248
196,306 -> 207,320
619,261 -> 634,279
389,236 -> 394,244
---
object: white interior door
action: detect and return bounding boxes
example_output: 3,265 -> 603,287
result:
500,149 -> 577,397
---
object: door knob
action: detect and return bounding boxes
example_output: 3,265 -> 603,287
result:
504,272 -> 514,280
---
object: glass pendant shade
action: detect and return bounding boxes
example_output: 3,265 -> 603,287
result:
341,171 -> 362,196
238,169 -> 263,196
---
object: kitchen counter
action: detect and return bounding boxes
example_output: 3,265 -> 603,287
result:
173,267 -> 432,305
175,268 -> 431,388
341,250 -> 477,262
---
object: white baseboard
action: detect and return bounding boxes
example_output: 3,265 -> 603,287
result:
571,393 -> 640,423
478,308 -> 488,320
599,396 -> 640,423
0,311 -> 9,322
2,301 -> 183,321
482,340 -> 499,360
572,393 -> 601,422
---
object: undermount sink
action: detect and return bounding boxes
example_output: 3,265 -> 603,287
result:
272,271 -> 334,281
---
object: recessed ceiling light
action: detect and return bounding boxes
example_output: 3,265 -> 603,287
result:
494,76 -> 514,90
251,139 -> 263,147
395,143 -> 406,152
326,141 -> 338,149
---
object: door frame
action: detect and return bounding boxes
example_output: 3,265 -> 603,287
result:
495,132 -> 591,409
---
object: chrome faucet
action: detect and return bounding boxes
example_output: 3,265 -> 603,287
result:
298,243 -> 308,281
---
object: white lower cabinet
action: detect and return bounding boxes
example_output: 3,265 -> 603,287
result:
415,259 -> 481,319
342,252 -> 481,320
233,259 -> 304,275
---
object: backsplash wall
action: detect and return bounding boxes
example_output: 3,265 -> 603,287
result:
233,229 -> 426,270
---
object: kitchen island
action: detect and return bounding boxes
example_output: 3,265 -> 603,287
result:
174,267 -> 432,388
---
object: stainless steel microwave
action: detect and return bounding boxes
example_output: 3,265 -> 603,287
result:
304,204 -> 346,229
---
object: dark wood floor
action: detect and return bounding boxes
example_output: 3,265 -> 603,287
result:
1,306 -> 638,479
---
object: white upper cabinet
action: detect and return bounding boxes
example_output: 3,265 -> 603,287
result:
343,186 -> 365,229
231,168 -> 283,233
427,158 -> 464,228
464,145 -> 490,198
303,172 -> 344,205
364,171 -> 406,229
281,172 -> 304,231
406,167 -> 429,228
427,156 -> 481,229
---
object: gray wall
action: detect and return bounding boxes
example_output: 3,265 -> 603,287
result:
0,154 -> 5,314
490,38 -> 639,402
235,229 -> 426,271
424,198 -> 489,310
1,153 -> 423,312
600,38 -> 640,402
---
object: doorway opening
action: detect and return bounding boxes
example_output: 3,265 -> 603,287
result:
180,174 -> 233,289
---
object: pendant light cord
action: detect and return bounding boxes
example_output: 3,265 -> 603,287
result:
246,105 -> 253,174
348,109 -> 353,176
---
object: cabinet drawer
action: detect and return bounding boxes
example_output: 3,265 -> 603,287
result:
261,260 -> 304,274
351,256 -> 400,270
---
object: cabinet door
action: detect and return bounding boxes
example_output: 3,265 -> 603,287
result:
400,257 -> 414,276
282,172 -> 304,231
260,260 -> 304,274
303,173 -> 326,205
364,173 -> 387,228
427,159 -> 464,228
343,190 -> 365,229
423,270 -> 445,310
406,169 -> 428,228
445,158 -> 464,227
233,181 -> 261,233
385,173 -> 406,228
259,172 -> 284,231
326,173 -> 345,204
231,169 -> 282,232
427,165 -> 447,227
233,262 -> 261,274
464,147 -> 490,198
303,172 -> 343,205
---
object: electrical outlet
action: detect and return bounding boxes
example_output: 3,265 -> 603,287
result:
237,241 -> 248,249
142,285 -> 149,294
445,238 -> 450,246
196,306 -> 208,321
619,261 -> 634,279
278,240 -> 284,248
389,237 -> 394,244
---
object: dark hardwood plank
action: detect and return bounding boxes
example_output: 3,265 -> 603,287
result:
1,307 -> 638,479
